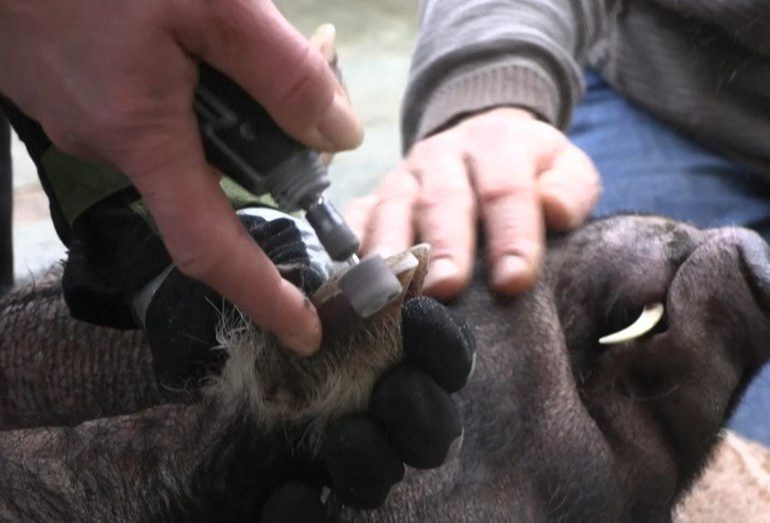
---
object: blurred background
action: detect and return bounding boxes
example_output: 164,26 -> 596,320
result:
10,0 -> 418,279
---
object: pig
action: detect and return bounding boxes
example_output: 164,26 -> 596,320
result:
2,213 -> 770,522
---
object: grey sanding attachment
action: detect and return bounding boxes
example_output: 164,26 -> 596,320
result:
339,255 -> 402,318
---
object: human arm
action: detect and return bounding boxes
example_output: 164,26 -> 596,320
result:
351,0 -> 607,298
0,0 -> 361,354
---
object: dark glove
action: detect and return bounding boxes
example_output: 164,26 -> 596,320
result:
259,482 -> 328,523
62,189 -> 172,329
261,296 -> 476,519
68,205 -> 475,516
142,212 -> 325,387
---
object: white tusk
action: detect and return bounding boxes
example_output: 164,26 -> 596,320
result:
599,303 -> 665,345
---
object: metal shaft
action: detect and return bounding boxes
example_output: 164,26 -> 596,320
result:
304,196 -> 360,262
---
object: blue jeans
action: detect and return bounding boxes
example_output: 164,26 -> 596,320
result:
568,70 -> 770,445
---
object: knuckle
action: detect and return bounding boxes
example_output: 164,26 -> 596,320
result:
172,241 -> 223,281
427,235 -> 465,258
410,161 -> 466,190
476,178 -> 535,206
86,101 -> 150,158
169,230 -> 242,284
46,119 -> 108,161
90,104 -> 128,138
44,124 -> 83,156
44,99 -> 127,157
275,45 -> 332,116
481,114 -> 566,151
529,119 -> 564,141
377,169 -> 420,199
572,145 -> 601,178
408,139 -> 434,159
407,133 -> 455,160
416,189 -> 475,216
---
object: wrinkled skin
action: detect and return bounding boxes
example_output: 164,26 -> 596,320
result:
2,214 -> 770,521
343,215 -> 770,521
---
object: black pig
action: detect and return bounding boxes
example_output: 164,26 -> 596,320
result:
2,214 -> 770,522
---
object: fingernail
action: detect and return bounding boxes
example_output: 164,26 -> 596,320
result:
316,92 -> 363,150
492,255 -> 531,293
311,23 -> 335,44
425,258 -> 461,292
279,301 -> 322,356
310,23 -> 336,60
280,330 -> 320,356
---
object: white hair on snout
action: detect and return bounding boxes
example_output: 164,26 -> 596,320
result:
203,307 -> 403,453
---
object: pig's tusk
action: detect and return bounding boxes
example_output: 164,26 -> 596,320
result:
599,303 -> 665,345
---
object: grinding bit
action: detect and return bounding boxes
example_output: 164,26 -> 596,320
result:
339,256 -> 402,318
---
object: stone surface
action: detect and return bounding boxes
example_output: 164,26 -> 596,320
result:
676,431 -> 770,522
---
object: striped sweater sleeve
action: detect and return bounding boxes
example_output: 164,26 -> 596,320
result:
401,0 -> 609,150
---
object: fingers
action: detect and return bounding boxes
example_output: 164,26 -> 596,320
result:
116,115 -> 321,355
358,167 -> 420,258
539,144 -> 602,231
359,155 -> 477,299
172,0 -> 361,151
408,144 -> 478,299
355,109 -> 598,301
469,141 -> 544,294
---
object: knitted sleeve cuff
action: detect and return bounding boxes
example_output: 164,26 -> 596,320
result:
409,60 -> 564,148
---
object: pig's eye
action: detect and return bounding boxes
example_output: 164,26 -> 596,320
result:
599,303 -> 666,345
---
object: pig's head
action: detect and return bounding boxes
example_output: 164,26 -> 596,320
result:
548,215 -> 770,518
3,213 -> 770,522
175,213 -> 770,520
353,214 -> 770,522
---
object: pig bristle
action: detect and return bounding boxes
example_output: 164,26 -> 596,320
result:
204,308 -> 403,453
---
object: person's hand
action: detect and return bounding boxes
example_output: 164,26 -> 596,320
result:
0,2 -> 362,354
346,107 -> 599,300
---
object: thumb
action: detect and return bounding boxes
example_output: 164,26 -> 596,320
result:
117,115 -> 321,355
171,0 -> 362,152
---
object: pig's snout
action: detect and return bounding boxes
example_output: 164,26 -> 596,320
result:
738,235 -> 770,312
708,228 -> 770,311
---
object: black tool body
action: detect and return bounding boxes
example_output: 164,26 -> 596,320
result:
194,63 -> 329,208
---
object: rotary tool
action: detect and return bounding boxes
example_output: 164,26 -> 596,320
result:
193,64 -> 401,318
